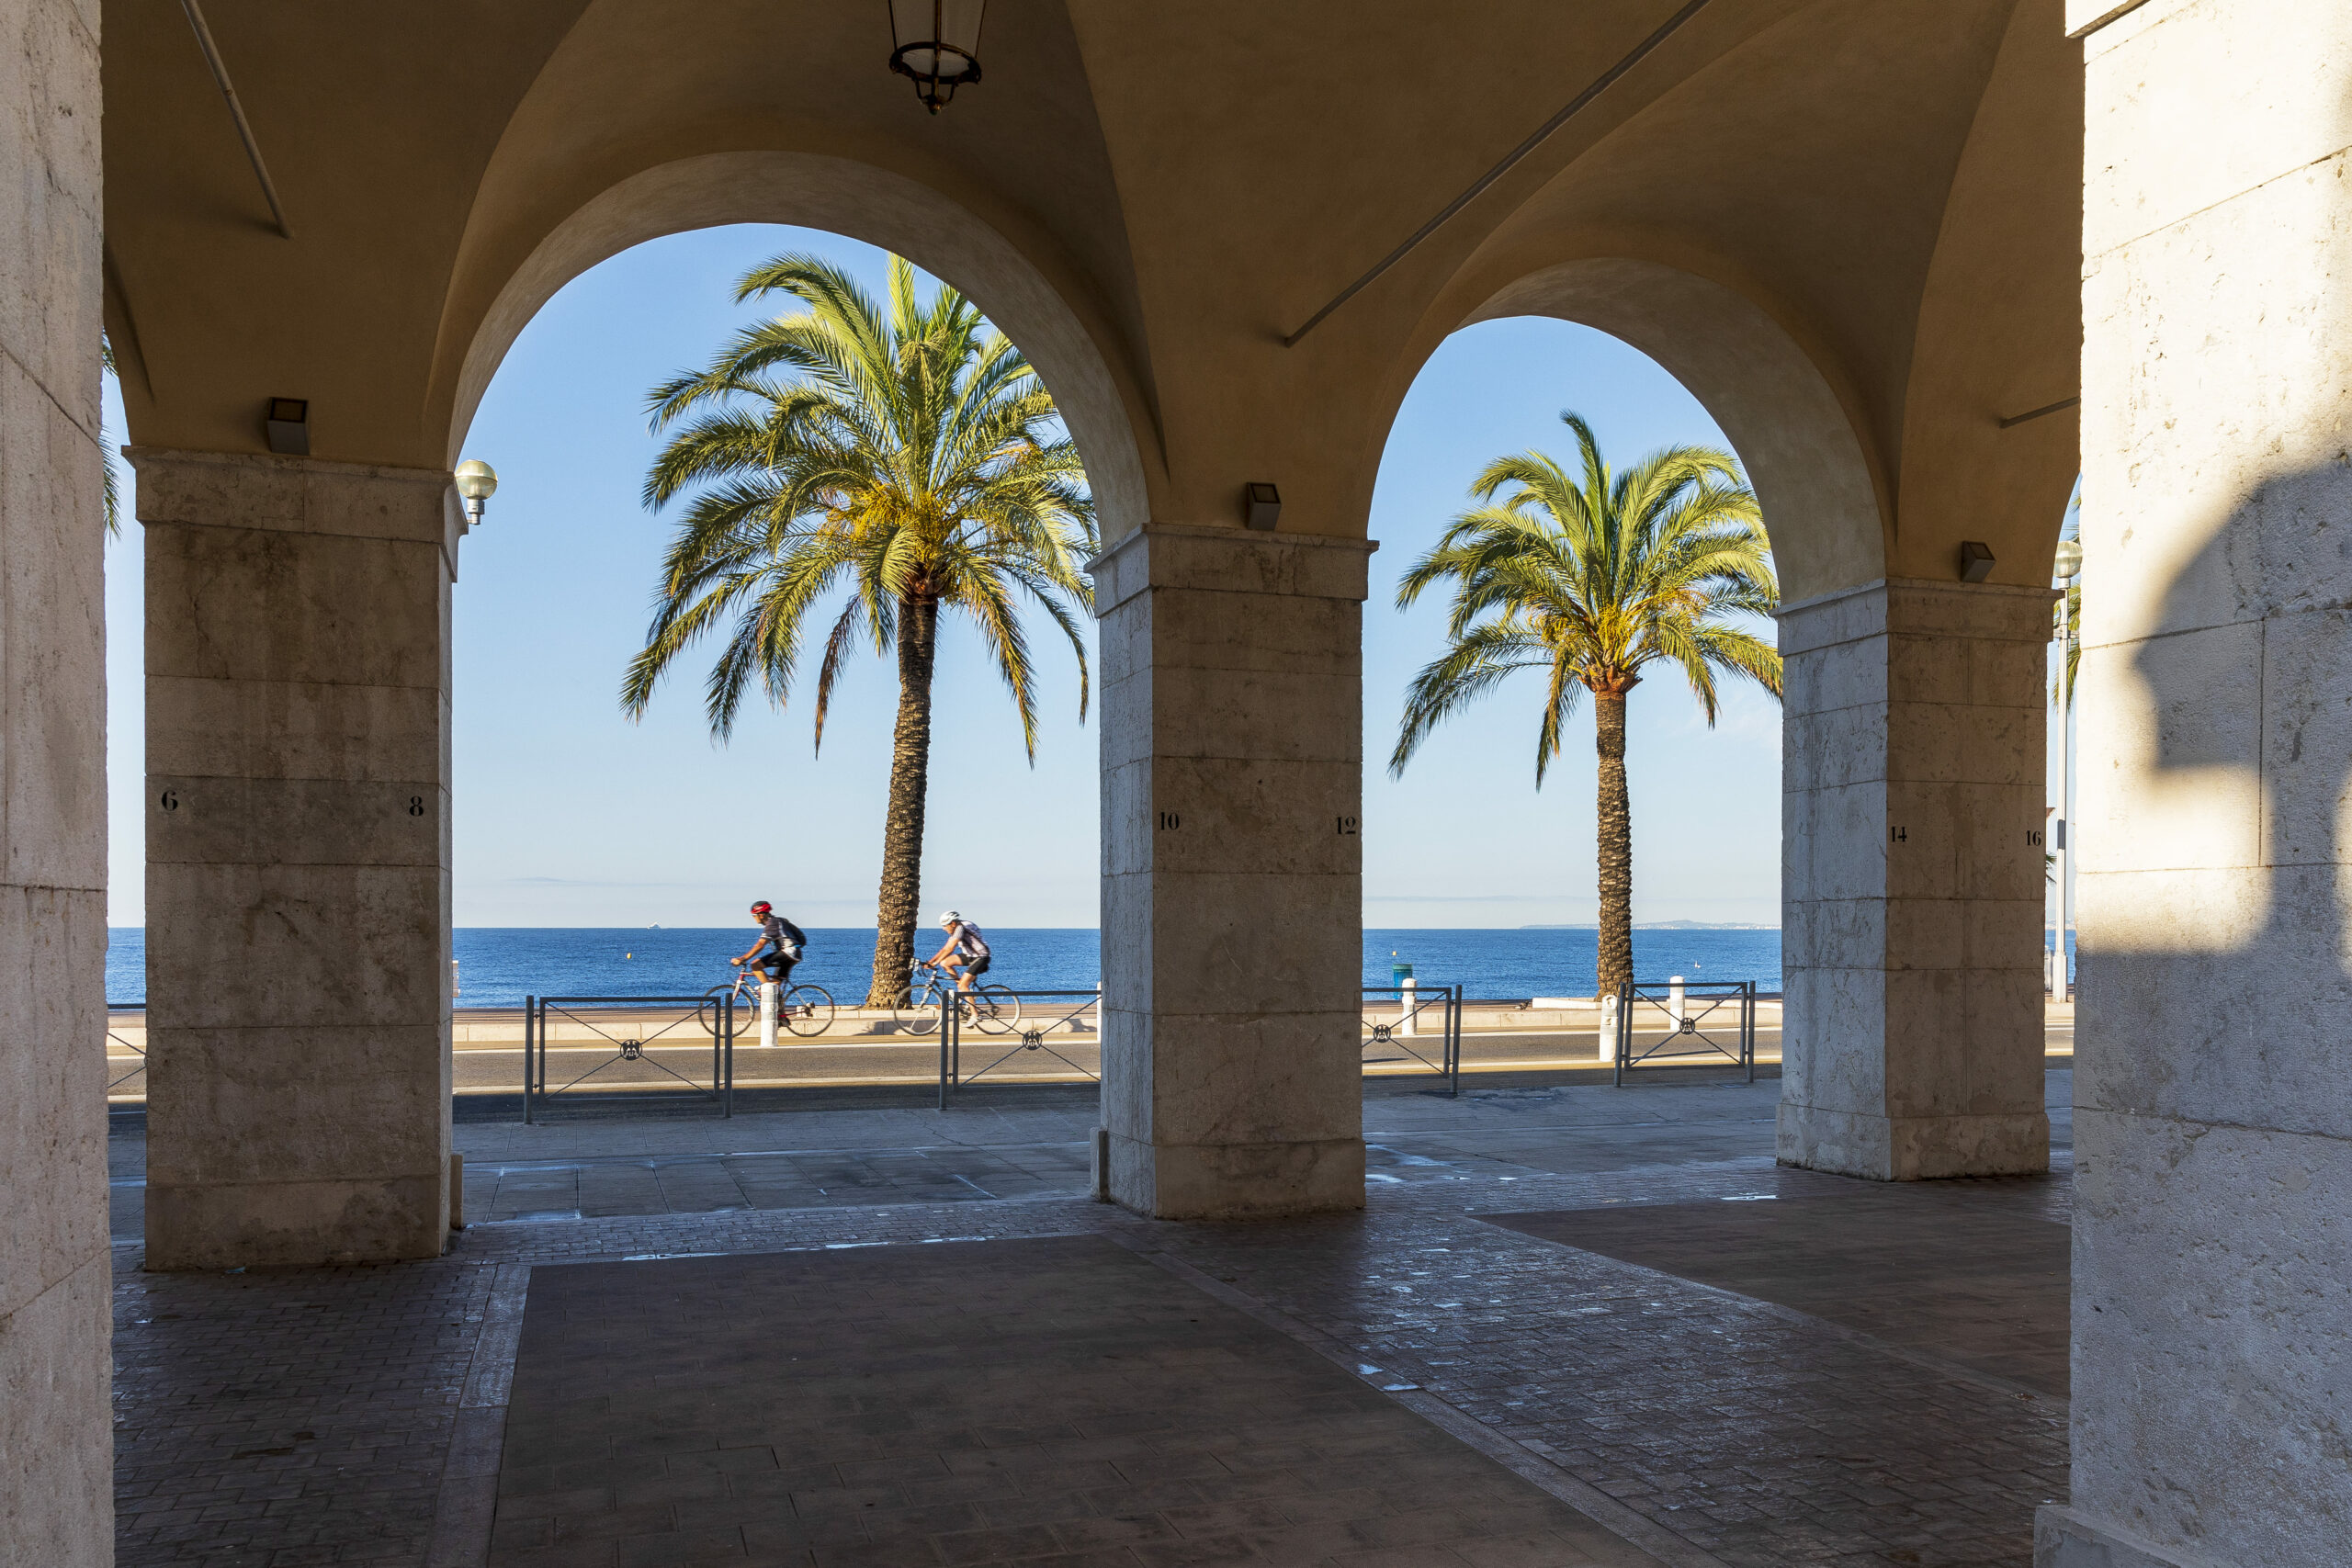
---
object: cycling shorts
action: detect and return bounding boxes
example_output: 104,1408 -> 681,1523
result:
757,953 -> 796,982
965,953 -> 991,977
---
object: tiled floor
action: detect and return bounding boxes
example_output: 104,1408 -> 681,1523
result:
1484,1188 -> 2071,1398
112,1071 -> 2075,1568
494,1237 -> 1664,1568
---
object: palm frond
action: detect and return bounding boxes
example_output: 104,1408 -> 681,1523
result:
1390,410 -> 1781,780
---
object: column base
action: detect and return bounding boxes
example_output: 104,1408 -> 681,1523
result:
1106,1132 -> 1365,1220
1777,1102 -> 2049,1179
145,1175 -> 447,1270
2036,1506 -> 2214,1568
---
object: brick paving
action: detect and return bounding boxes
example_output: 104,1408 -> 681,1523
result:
1483,1188 -> 2070,1398
114,1074 -> 2074,1568
493,1237 -> 1660,1568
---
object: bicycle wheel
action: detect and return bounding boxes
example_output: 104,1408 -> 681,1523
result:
892,980 -> 941,1036
696,984 -> 741,1038
967,984 -> 1023,1035
780,984 -> 836,1037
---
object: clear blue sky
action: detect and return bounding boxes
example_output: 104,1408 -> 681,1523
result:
103,223 -> 1794,929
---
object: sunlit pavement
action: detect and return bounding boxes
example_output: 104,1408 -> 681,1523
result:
104,1006 -> 2077,1103
112,1070 -> 2070,1567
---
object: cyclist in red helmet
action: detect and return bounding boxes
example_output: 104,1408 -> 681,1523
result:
732,900 -> 807,989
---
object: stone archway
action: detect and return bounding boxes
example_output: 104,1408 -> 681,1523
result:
1380,254 -> 2054,1184
1461,256 -> 1885,607
446,152 -> 1151,543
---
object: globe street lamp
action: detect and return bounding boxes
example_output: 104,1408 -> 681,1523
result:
454,459 -> 498,528
888,0 -> 986,113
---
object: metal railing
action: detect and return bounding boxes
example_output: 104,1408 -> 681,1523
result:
525,995 -> 734,1122
107,1002 -> 146,1097
1362,984 -> 1462,1096
938,989 -> 1102,1107
1610,979 -> 1755,1084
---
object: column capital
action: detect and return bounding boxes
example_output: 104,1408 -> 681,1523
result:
1776,576 -> 2061,656
125,446 -> 468,578
1090,524 -> 1377,615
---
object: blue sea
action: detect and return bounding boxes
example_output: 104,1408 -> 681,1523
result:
102,926 -> 1814,1007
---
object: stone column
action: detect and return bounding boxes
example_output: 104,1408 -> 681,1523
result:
0,0 -> 111,1556
2040,4 -> 2352,1565
1095,524 -> 1372,1218
1778,578 -> 2052,1179
134,448 -> 457,1269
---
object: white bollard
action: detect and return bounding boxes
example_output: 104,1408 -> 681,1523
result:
1599,992 -> 1619,1063
1668,975 -> 1687,1030
759,981 -> 779,1050
1400,976 -> 1418,1036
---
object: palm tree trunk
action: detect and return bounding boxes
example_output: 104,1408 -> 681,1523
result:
865,597 -> 939,1007
1595,690 -> 1634,997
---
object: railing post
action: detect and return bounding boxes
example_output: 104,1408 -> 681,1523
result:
723,995 -> 734,1117
524,996 -> 537,1123
1450,985 -> 1462,1097
1612,983 -> 1629,1087
937,996 -> 950,1110
1744,982 -> 1756,1083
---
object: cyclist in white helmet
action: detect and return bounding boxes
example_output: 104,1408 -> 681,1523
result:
927,909 -> 991,994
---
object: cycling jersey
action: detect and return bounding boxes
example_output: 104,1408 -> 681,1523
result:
760,914 -> 806,957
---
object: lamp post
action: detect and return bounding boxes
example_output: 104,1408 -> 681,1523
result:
888,0 -> 986,112
2052,536 -> 2082,999
454,459 -> 498,529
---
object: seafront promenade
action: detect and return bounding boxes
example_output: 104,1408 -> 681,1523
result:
101,999 -> 2079,1103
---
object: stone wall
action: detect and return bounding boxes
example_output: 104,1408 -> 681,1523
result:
0,0 -> 112,1560
1779,578 -> 2052,1180
2044,2 -> 2352,1564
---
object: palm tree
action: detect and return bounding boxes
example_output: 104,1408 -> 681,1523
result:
102,336 -> 120,535
622,254 -> 1096,1006
1390,412 -> 1781,997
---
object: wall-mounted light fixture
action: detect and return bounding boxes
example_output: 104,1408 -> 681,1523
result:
1957,540 -> 1996,583
1244,482 -> 1283,532
454,459 -> 499,528
264,397 -> 309,455
888,0 -> 986,113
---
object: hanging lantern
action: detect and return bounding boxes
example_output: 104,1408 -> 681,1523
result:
888,0 -> 986,113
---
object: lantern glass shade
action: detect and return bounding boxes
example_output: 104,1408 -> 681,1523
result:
2053,538 -> 2083,581
888,0 -> 986,111
454,459 -> 499,502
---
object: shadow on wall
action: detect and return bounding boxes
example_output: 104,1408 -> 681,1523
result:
2066,453 -> 2352,1561
2097,457 -> 2352,1071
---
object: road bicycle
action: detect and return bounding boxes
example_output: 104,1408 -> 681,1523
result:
700,964 -> 836,1039
891,961 -> 1022,1036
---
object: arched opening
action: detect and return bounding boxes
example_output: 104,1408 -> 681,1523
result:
1360,249 -> 2062,1184
1361,308 -> 1788,1076
442,221 -> 1111,1135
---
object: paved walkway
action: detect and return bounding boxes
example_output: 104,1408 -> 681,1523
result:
111,1071 -> 2074,1568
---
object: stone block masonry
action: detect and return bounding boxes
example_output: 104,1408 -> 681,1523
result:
132,447 -> 460,1269
1777,577 -> 2054,1180
0,0 -> 112,1562
2046,2 -> 2352,1563
1094,524 -> 1376,1219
